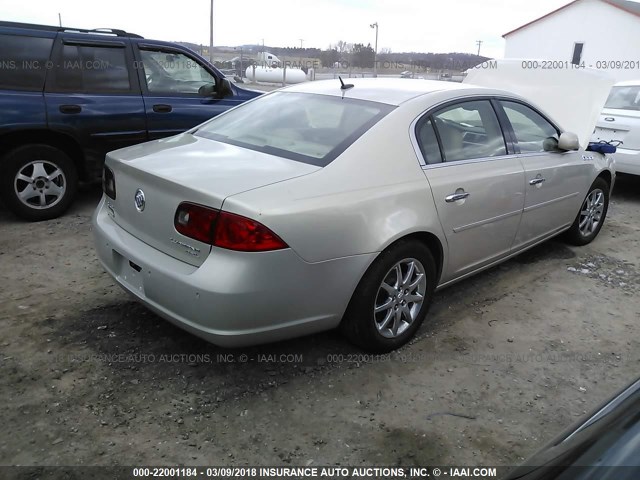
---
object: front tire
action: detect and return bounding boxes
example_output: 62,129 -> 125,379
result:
341,240 -> 437,352
564,177 -> 609,246
0,145 -> 78,221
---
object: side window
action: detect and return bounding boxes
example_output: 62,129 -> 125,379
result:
0,34 -> 53,91
432,100 -> 506,162
53,44 -> 131,93
415,117 -> 443,164
139,50 -> 216,95
500,101 -> 558,153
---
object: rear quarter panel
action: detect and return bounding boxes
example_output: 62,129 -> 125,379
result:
222,95 -> 450,267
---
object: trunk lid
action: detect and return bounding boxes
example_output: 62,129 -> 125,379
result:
593,108 -> 640,151
106,133 -> 320,266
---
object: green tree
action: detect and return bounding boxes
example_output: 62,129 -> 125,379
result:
352,43 -> 375,68
319,48 -> 340,68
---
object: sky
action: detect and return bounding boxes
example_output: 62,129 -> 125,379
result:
0,0 -> 580,58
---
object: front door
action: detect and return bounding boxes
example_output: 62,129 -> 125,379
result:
135,47 -> 245,139
497,100 -> 589,249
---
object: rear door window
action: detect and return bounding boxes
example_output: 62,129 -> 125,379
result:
432,100 -> 507,162
50,43 -> 133,93
0,34 -> 53,91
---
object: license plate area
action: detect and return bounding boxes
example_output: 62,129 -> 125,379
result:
113,250 -> 145,294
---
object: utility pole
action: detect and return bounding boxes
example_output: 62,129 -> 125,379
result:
299,38 -> 304,69
370,22 -> 378,77
209,0 -> 214,63
58,13 -> 62,27
476,40 -> 483,57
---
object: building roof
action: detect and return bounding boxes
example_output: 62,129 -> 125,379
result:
503,0 -> 640,37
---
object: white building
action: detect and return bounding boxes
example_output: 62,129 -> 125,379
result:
503,0 -> 640,81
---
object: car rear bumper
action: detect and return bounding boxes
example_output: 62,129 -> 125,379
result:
92,197 -> 374,347
614,148 -> 640,175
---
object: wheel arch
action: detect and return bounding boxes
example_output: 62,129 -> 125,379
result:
375,230 -> 446,286
596,169 -> 612,189
0,130 -> 86,179
394,231 -> 443,284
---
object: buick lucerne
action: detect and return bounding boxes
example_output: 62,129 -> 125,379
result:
93,78 -> 615,351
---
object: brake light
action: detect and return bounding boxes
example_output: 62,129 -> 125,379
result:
174,203 -> 288,252
214,211 -> 288,252
102,166 -> 116,200
174,202 -> 219,244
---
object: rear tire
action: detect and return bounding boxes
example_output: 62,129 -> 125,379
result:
0,145 -> 78,221
564,177 -> 609,246
341,240 -> 437,352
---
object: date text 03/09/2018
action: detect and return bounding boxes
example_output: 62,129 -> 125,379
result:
521,59 -> 640,70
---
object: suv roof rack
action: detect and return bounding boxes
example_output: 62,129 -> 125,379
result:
0,21 -> 143,38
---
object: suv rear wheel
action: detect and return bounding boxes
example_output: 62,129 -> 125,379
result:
0,144 -> 78,221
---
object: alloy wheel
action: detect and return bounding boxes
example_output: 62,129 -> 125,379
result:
374,258 -> 427,338
579,188 -> 604,237
14,160 -> 67,210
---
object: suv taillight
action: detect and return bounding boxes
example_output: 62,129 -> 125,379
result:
102,166 -> 116,200
174,203 -> 288,252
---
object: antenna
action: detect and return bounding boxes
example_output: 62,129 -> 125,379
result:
339,76 -> 354,90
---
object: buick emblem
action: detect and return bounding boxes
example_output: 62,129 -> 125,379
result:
134,189 -> 146,212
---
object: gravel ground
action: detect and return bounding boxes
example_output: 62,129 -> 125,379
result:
0,175 -> 639,468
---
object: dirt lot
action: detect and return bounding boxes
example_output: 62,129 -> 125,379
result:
1,176 -> 639,469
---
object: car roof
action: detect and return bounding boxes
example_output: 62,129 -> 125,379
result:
281,78 -> 484,106
614,80 -> 640,87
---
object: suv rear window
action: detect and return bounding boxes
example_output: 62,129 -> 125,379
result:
194,92 -> 394,166
0,34 -> 53,91
604,86 -> 640,111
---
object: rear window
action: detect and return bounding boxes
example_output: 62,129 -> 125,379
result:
194,92 -> 395,166
0,34 -> 53,91
51,44 -> 131,93
604,86 -> 640,111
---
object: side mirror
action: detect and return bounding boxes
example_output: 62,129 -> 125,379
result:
217,78 -> 233,99
557,132 -> 580,151
198,83 -> 216,97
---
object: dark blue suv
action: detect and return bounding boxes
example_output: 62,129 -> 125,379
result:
0,21 -> 261,221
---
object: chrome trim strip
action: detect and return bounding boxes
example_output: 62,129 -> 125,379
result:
453,209 -> 522,233
523,192 -> 580,213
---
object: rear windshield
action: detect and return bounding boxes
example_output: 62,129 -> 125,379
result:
604,86 -> 640,111
194,92 -> 395,166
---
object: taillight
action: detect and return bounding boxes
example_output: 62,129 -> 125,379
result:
174,202 -> 219,244
102,166 -> 116,200
174,203 -> 288,252
214,211 -> 288,252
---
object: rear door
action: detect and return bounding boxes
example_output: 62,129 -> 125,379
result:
497,100 -> 589,249
133,44 -> 245,139
44,35 -> 147,179
416,99 -> 525,281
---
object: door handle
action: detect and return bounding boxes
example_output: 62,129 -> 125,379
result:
604,117 -> 615,122
529,178 -> 546,185
59,104 -> 81,114
153,104 -> 173,113
445,192 -> 470,203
